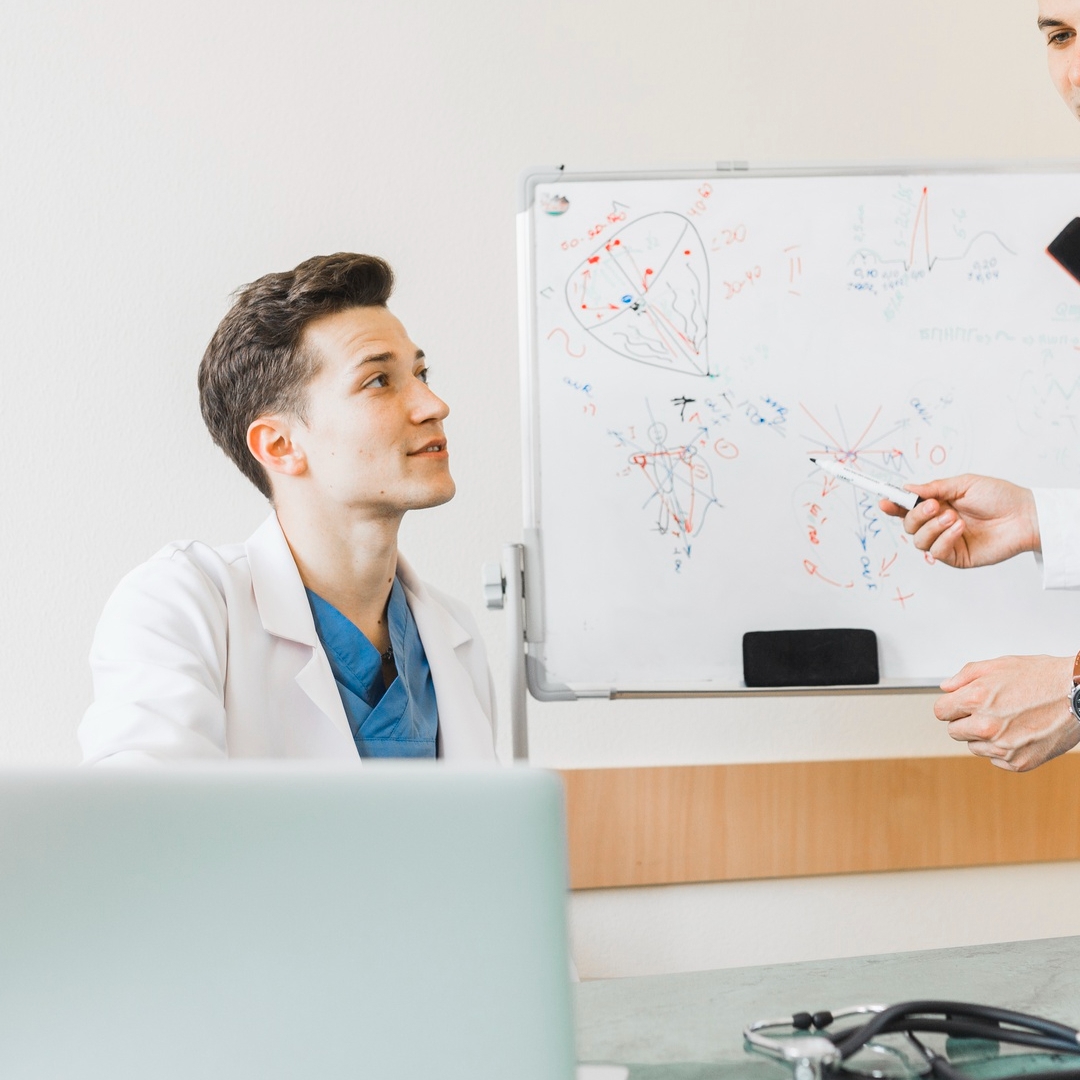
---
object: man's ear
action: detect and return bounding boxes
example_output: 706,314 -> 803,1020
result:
246,414 -> 307,482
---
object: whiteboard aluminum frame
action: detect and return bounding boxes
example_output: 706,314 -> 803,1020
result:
516,160 -> 1080,701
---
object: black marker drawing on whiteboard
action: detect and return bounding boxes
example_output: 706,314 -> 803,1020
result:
671,395 -> 696,421
565,212 -> 712,376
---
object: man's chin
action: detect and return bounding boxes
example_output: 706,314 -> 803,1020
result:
413,479 -> 457,510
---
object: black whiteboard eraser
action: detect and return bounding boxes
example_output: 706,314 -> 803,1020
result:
742,629 -> 879,687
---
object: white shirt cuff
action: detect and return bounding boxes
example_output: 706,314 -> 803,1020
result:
1033,488 -> 1080,589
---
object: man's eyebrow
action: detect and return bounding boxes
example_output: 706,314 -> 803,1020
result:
1038,16 -> 1070,29
350,348 -> 426,370
350,351 -> 394,370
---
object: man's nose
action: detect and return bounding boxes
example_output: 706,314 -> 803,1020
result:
410,377 -> 450,421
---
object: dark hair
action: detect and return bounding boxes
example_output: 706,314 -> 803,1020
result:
198,252 -> 395,498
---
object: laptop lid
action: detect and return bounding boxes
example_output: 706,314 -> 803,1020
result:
0,764 -> 576,1080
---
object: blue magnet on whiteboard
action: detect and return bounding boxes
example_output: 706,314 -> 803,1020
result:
621,295 -> 632,303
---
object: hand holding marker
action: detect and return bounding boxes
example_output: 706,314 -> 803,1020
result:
809,456 -> 923,512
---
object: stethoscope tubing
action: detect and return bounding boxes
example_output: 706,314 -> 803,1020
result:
831,1001 -> 1080,1059
828,1017 -> 1080,1057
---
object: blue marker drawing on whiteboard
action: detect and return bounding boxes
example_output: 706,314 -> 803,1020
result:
809,456 -> 922,511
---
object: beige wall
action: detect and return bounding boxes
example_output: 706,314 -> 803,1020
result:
3,0 -> 1079,976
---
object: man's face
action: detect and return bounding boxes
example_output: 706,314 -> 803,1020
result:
1039,0 -> 1080,120
289,305 -> 455,517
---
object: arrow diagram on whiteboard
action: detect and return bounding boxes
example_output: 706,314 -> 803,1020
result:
565,212 -> 712,376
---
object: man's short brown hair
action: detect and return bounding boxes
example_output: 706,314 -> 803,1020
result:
198,252 -> 395,498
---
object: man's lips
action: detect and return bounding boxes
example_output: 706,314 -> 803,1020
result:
408,439 -> 448,455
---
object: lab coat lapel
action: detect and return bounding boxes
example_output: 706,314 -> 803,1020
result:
398,557 -> 496,761
244,513 -> 353,746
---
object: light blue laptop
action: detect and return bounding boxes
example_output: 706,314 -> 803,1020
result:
0,765 -> 578,1080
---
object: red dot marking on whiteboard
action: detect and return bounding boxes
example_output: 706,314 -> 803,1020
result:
684,250 -> 691,255
581,304 -> 587,309
645,269 -> 653,275
588,256 -> 600,264
613,239 -> 621,246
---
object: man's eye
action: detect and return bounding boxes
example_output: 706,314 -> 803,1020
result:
417,368 -> 430,384
363,373 -> 389,389
1050,30 -> 1075,45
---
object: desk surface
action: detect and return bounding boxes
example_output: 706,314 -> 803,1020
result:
575,936 -> 1080,1079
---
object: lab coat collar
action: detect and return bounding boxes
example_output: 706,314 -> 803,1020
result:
245,513 -> 352,746
245,513 -> 472,653
395,556 -> 472,651
245,512 -> 319,647
398,559 -> 494,761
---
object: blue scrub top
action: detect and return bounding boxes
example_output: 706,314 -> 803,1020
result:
306,578 -> 439,758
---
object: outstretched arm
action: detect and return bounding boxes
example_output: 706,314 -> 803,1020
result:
879,474 -> 1040,569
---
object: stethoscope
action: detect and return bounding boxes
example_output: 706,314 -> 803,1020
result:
744,1001 -> 1080,1080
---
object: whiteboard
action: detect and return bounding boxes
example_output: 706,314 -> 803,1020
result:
517,164 -> 1080,697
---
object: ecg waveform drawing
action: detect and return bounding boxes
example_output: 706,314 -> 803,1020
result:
567,212 -> 711,376
848,184 -> 1016,294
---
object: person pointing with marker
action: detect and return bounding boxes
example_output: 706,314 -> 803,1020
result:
881,1 -> 1080,774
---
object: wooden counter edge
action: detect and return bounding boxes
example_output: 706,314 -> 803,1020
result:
559,755 -> 1080,889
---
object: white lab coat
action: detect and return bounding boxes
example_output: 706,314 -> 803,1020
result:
1033,489 -> 1080,590
79,513 -> 498,765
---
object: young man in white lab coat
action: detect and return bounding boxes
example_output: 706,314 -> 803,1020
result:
880,0 -> 1080,774
80,253 -> 497,764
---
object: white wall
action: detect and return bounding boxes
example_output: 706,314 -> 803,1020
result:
4,0 -> 1079,977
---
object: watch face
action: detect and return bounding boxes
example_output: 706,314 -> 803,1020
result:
1070,683 -> 1080,722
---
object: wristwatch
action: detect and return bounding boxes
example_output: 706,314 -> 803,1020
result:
1069,650 -> 1080,725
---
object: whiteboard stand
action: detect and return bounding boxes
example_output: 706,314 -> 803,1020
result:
482,545 -> 530,762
